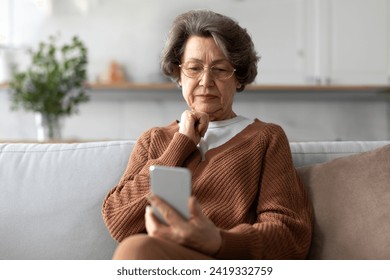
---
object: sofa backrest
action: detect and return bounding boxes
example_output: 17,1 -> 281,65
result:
0,141 -> 135,260
290,141 -> 390,167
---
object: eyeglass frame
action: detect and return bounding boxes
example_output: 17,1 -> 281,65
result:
179,60 -> 236,80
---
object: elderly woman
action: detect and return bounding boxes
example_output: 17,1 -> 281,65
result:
102,9 -> 313,260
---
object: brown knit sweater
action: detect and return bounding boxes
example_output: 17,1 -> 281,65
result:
102,119 -> 313,259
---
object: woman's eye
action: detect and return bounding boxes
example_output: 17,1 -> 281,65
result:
212,67 -> 227,73
187,65 -> 203,72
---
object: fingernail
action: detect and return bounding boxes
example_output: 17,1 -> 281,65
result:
145,205 -> 152,213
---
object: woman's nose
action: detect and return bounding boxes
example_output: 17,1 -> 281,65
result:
199,69 -> 215,87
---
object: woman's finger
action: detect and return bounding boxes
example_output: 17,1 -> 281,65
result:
148,194 -> 187,227
196,113 -> 209,137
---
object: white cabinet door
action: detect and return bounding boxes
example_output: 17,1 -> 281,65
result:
249,0 -> 309,85
250,0 -> 390,85
325,0 -> 390,85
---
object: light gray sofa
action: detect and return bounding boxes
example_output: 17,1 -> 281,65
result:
1,140 -> 389,260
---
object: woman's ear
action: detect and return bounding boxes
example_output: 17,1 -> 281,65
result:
236,79 -> 241,90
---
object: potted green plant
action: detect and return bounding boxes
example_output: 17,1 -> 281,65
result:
9,35 -> 89,141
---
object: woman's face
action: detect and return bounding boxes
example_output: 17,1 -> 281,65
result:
179,36 -> 240,121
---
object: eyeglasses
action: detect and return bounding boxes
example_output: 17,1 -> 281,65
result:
179,61 -> 236,80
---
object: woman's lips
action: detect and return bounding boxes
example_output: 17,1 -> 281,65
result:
195,94 -> 219,100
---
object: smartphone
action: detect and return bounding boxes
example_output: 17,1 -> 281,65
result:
149,165 -> 191,224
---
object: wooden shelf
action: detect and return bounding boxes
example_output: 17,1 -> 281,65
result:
87,82 -> 178,90
246,84 -> 390,92
87,82 -> 390,92
2,81 -> 390,92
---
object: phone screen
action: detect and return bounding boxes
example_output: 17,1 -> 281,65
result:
149,165 -> 191,224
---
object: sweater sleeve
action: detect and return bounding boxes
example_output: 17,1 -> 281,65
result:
214,125 -> 313,259
102,128 -> 197,242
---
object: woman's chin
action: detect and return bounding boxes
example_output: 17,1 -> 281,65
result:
193,106 -> 221,118
205,112 -> 231,122
199,110 -> 221,121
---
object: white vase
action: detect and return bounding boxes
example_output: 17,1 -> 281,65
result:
0,49 -> 13,84
35,112 -> 63,142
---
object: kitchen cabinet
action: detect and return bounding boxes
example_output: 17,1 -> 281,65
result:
306,0 -> 390,85
256,0 -> 390,85
250,0 -> 308,85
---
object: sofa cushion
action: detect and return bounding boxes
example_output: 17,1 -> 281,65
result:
0,141 -> 135,259
290,141 -> 390,167
297,144 -> 390,259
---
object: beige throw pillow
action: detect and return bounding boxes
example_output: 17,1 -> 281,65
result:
297,144 -> 390,259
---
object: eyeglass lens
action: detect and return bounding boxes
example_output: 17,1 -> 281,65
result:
180,61 -> 235,80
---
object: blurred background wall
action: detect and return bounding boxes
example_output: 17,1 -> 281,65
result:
0,0 -> 389,141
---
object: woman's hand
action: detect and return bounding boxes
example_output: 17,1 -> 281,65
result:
179,110 -> 209,145
145,194 -> 221,256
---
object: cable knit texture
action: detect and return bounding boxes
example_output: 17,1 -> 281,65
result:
102,119 -> 313,259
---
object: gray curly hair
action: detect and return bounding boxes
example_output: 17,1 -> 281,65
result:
160,10 -> 260,92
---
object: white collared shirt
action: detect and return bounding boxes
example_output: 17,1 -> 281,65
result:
198,115 -> 254,160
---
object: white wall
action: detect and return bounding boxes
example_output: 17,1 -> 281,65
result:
1,0 -> 390,142
8,0 -> 298,83
2,87 -> 389,142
